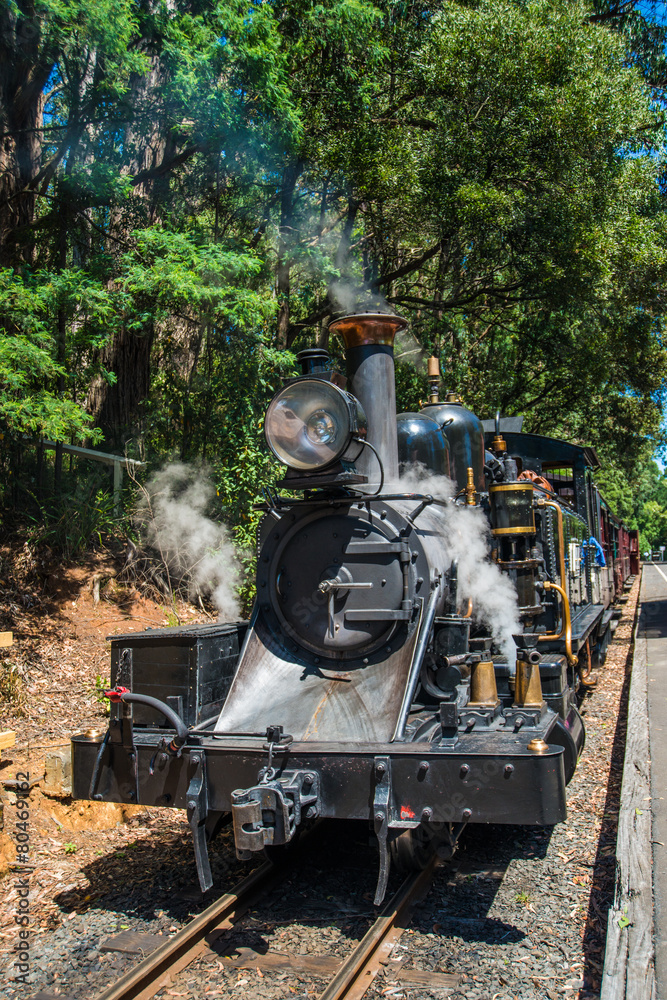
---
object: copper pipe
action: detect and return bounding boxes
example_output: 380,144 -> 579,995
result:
543,581 -> 578,667
579,638 -> 593,680
578,637 -> 597,688
463,598 -> 473,618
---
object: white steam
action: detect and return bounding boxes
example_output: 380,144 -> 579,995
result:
136,464 -> 241,621
329,280 -> 392,316
397,466 -> 520,665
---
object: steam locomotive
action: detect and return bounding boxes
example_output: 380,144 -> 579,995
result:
71,311 -> 637,903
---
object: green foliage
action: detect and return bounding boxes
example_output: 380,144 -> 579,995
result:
594,460 -> 667,553
93,674 -> 110,715
395,361 -> 429,415
26,475 -> 124,560
0,269 -> 109,442
2,0 -> 667,571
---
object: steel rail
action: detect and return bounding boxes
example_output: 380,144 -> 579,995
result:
94,860 -> 278,1000
318,854 -> 438,1000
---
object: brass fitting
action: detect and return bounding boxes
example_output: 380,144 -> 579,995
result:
492,411 -> 507,453
514,654 -> 545,709
468,658 -> 499,707
465,466 -> 477,506
427,356 -> 440,404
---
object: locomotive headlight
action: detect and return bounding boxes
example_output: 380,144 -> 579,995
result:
265,379 -> 367,471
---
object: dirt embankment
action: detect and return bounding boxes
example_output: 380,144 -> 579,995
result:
0,541 -> 209,929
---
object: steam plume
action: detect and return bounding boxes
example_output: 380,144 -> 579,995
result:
329,280 -> 392,316
398,466 -> 520,664
135,463 -> 241,621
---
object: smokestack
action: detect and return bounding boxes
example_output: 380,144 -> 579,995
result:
328,312 -> 407,484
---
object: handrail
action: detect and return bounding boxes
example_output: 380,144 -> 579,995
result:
543,580 -> 578,667
535,498 -> 566,589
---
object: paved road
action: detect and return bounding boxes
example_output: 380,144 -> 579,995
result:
638,563 -> 667,996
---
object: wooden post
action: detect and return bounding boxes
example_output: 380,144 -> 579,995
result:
113,459 -> 122,515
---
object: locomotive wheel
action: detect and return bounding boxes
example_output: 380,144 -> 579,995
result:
389,826 -> 438,873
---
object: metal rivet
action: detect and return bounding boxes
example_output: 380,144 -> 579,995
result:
376,762 -> 386,775
375,812 -> 384,823
418,760 -> 429,776
462,808 -> 472,820
422,807 -> 433,821
504,764 -> 514,777
459,764 -> 470,778
188,800 -> 196,809
363,657 -> 369,665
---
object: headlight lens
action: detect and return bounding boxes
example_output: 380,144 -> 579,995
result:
265,379 -> 365,471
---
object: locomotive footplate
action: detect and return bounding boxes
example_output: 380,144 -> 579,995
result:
73,719 -> 567,897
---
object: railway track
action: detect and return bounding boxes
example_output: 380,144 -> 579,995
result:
92,852 -> 442,1000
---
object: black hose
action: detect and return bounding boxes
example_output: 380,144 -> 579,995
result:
117,692 -> 189,745
356,438 -> 385,497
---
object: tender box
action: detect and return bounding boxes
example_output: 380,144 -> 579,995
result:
109,622 -> 249,728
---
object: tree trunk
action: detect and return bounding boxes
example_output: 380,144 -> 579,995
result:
87,324 -> 156,447
0,3 -> 52,266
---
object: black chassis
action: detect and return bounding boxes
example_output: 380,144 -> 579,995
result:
72,714 -> 567,900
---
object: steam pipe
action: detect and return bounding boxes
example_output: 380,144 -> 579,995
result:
328,312 -> 407,484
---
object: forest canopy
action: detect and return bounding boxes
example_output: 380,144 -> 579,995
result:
2,0 -> 667,553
